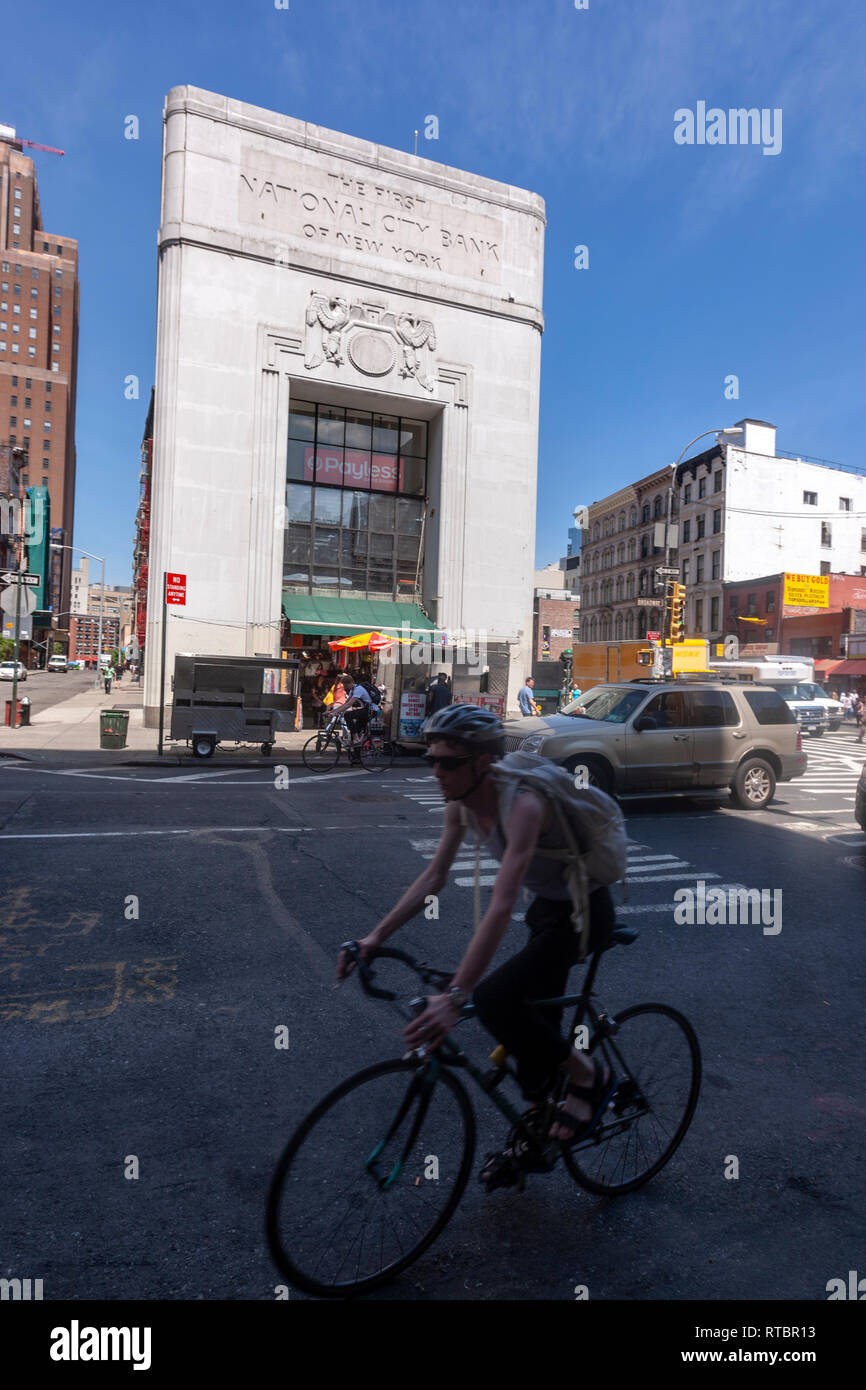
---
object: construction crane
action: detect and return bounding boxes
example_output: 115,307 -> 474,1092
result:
0,124 -> 65,156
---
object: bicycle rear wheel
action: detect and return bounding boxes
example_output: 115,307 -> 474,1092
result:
302,731 -> 342,772
266,1058 -> 475,1297
563,1003 -> 701,1195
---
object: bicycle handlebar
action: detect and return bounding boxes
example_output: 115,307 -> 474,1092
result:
339,941 -> 454,1000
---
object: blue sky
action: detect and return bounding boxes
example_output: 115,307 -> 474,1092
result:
5,0 -> 864,583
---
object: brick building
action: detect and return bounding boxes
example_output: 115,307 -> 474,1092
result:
0,126 -> 79,619
69,613 -> 120,666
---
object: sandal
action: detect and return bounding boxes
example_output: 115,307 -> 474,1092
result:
550,1057 -> 618,1146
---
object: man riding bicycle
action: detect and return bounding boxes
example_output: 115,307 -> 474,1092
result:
336,704 -> 618,1174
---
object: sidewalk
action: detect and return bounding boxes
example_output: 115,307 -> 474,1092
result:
0,681 -> 420,768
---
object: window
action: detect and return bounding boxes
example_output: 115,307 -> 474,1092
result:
710,596 -> 720,632
682,520 -> 691,543
839,497 -> 852,511
803,491 -> 817,505
747,592 -> 757,617
821,522 -> 832,547
15,265 -> 21,275
687,688 -> 737,727
743,690 -> 794,726
766,590 -> 775,613
713,472 -> 722,493
711,550 -> 720,581
45,382 -> 51,393
45,402 -> 51,413
30,288 -> 36,299
861,529 -> 866,552
9,394 -> 16,405
653,495 -> 663,519
820,561 -> 831,575
641,503 -> 650,523
696,555 -> 704,583
640,535 -> 649,558
29,308 -> 36,319
14,189 -> 21,201
696,515 -> 705,540
695,599 -> 703,631
712,509 -> 721,534
640,691 -> 689,729
698,476 -> 706,499
28,328 -> 36,338
683,484 -> 692,503
44,421 -> 51,430
9,415 -> 16,426
13,304 -> 19,314
682,560 -> 689,584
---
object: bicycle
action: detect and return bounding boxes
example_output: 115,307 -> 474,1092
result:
266,931 -> 701,1298
301,707 -> 394,773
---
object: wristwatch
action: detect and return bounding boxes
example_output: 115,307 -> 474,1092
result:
447,985 -> 471,1011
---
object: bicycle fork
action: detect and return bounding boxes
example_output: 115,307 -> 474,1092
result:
365,1060 -> 440,1190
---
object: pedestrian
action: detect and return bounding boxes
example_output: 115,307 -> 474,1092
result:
570,682 -> 582,704
853,693 -> 864,743
426,672 -> 452,718
841,691 -> 852,721
517,675 -> 539,717
104,664 -> 115,695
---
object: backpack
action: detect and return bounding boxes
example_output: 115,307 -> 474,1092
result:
359,681 -> 382,705
460,751 -> 628,960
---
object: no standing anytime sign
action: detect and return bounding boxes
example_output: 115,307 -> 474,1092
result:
165,573 -> 187,606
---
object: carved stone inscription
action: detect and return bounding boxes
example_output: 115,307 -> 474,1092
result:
239,154 -> 503,283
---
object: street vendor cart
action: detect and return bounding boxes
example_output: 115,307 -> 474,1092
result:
170,653 -> 300,758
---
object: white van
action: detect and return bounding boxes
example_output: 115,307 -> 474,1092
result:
47,655 -> 68,673
708,657 -> 831,736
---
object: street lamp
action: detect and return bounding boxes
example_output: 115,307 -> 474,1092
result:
49,543 -> 106,689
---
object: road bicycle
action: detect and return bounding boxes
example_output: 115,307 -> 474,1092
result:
266,930 -> 701,1298
302,707 -> 394,773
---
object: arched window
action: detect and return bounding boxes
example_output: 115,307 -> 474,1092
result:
626,572 -> 635,598
615,612 -> 624,639
619,512 -> 626,532
593,522 -> 600,542
629,507 -> 637,528
640,535 -> 649,558
626,610 -> 635,639
653,494 -> 663,519
627,537 -> 636,561
641,503 -> 650,524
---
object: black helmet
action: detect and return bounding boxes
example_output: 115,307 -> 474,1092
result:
423,703 -> 505,756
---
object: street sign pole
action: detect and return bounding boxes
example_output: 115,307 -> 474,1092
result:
158,573 -> 167,757
11,574 -> 22,720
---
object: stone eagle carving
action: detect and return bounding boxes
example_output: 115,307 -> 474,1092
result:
304,294 -> 351,369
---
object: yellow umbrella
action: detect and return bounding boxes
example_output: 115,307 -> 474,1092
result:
328,630 -> 414,650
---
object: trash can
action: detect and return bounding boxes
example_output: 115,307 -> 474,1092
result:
99,708 -> 129,749
19,696 -> 30,727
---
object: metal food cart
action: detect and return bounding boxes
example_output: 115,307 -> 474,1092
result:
170,654 -> 300,758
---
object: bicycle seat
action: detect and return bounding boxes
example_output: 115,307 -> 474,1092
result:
602,926 -> 639,951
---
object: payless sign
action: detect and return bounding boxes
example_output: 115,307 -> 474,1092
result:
783,573 -> 829,608
165,573 -> 187,606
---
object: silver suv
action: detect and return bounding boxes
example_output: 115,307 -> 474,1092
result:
502,680 -> 807,809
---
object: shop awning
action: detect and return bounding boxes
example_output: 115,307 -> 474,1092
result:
814,659 -> 843,676
282,595 -> 438,638
826,660 -> 866,677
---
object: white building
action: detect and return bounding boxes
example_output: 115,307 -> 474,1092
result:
144,86 -> 545,724
70,556 -> 89,614
678,419 -> 866,639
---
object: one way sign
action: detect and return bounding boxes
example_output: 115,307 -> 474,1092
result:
0,571 -> 39,586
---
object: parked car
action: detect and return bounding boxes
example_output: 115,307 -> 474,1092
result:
0,660 -> 27,682
855,763 -> 866,834
47,654 -> 68,673
502,679 -> 807,809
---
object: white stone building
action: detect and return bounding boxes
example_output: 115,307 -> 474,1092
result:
144,86 -> 545,724
70,556 -> 88,615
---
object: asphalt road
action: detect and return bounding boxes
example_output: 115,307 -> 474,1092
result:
1,736 -> 863,1301
1,667 -> 100,717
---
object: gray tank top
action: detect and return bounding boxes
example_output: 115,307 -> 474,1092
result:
462,791 -> 572,901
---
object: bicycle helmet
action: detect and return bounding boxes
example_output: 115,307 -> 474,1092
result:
423,703 -> 505,756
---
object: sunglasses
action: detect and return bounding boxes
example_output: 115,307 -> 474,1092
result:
423,753 -> 475,771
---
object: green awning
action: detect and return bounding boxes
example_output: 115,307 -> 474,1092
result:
282,595 -> 438,638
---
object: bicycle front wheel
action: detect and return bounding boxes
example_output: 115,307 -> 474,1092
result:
302,731 -> 342,772
266,1058 -> 476,1297
563,1003 -> 701,1196
358,733 -> 395,772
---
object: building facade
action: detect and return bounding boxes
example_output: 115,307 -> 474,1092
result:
144,87 -> 545,725
580,419 -> 866,647
722,571 -> 866,658
0,127 -> 79,621
69,612 -> 119,665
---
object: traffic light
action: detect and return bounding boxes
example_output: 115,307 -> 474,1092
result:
669,582 -> 686,642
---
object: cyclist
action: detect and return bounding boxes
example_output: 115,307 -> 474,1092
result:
336,704 -> 617,1171
335,675 -> 373,762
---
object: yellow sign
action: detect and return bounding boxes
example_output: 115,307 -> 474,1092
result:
783,573 -> 829,608
672,641 -> 710,672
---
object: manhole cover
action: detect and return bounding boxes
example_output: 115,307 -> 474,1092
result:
343,793 -> 401,803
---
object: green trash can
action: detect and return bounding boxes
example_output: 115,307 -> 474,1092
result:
100,708 -> 129,749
